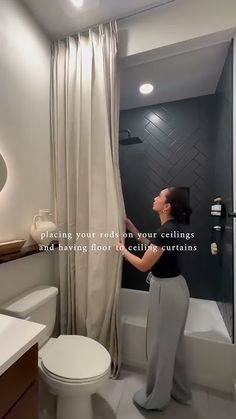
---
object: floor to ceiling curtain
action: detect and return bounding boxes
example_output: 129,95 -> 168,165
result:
50,21 -> 126,377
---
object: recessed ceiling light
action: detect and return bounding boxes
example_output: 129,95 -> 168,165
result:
70,0 -> 84,8
139,83 -> 154,95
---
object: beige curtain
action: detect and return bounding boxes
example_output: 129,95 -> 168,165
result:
50,22 -> 126,377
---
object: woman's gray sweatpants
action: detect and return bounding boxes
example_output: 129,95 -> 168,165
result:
133,273 -> 192,410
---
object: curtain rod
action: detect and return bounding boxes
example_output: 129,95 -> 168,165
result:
117,0 -> 176,23
58,0 -> 176,41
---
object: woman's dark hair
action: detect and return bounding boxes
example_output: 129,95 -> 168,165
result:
164,187 -> 192,224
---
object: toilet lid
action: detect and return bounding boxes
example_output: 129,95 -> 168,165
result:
41,335 -> 111,381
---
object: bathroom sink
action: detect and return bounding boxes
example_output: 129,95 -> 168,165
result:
0,314 -> 45,375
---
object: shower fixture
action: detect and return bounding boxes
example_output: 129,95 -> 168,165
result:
119,129 -> 142,145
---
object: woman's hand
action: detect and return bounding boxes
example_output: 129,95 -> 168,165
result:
114,241 -> 129,258
114,241 -> 126,253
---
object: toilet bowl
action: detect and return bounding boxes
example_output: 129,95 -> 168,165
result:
38,335 -> 111,419
0,285 -> 111,419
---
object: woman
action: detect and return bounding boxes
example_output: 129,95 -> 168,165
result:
115,187 -> 192,411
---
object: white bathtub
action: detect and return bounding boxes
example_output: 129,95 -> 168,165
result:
119,288 -> 235,394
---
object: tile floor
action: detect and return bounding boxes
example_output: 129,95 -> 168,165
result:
92,367 -> 236,419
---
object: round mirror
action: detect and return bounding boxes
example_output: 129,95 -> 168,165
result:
0,154 -> 7,192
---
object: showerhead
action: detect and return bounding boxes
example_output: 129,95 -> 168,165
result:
119,129 -> 142,145
119,137 -> 142,145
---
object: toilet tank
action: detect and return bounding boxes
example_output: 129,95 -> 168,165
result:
0,285 -> 58,348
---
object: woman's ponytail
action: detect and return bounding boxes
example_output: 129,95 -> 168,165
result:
165,187 -> 192,224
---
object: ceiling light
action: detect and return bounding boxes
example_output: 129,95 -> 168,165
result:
139,83 -> 154,95
70,0 -> 84,8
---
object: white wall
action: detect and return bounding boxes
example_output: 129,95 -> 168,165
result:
0,0 -> 57,303
119,0 -> 236,60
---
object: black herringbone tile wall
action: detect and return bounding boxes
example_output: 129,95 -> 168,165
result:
214,42 -> 233,341
119,95 -> 219,300
119,44 -> 234,341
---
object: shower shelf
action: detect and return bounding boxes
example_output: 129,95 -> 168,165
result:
0,241 -> 59,264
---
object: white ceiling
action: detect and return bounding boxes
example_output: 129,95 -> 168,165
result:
120,41 -> 231,110
22,0 -> 176,39
21,0 -> 231,110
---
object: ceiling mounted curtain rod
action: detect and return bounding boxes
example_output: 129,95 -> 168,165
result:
116,0 -> 175,23
59,0 -> 176,40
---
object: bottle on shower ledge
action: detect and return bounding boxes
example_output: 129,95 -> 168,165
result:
211,197 -> 223,217
211,242 -> 218,255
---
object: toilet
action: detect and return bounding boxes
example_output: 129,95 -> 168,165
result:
0,285 -> 111,419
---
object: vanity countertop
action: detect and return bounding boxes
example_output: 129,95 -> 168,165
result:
0,314 -> 45,376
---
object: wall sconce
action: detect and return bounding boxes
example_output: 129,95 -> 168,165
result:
0,153 -> 7,192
